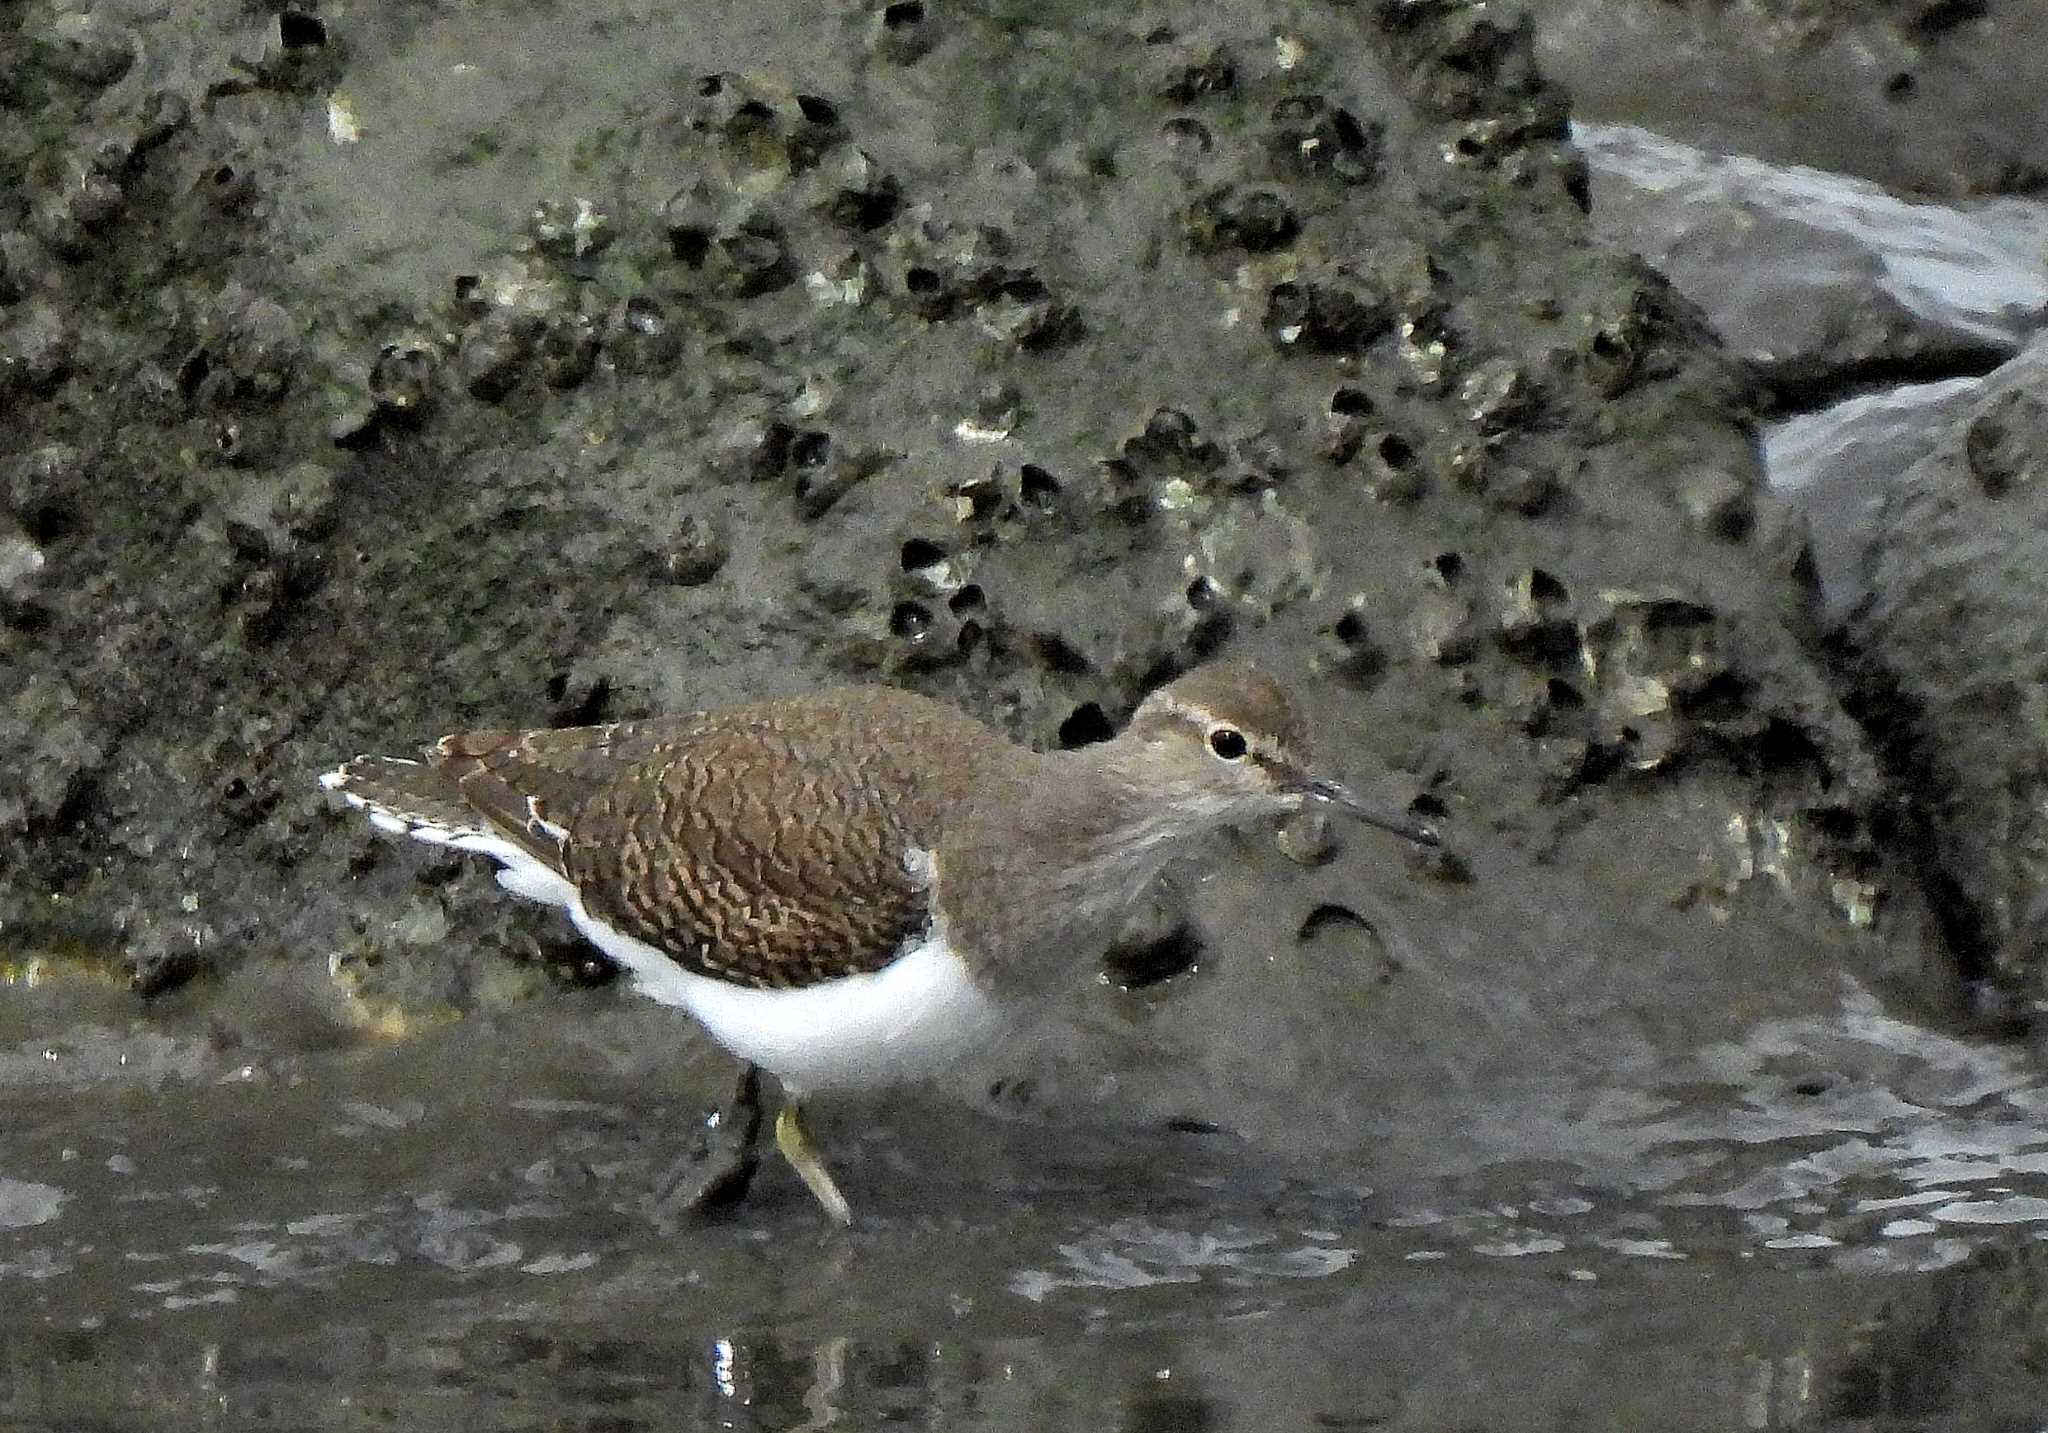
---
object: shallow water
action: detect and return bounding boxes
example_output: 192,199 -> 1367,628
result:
8,970 -> 2048,1430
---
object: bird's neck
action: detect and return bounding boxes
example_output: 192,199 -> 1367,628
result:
935,738 -> 1209,989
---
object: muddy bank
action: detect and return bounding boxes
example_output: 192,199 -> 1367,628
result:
2,0 -> 1930,1142
6,0 -> 2041,1426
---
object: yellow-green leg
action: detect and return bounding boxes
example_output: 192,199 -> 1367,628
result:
774,1102 -> 853,1227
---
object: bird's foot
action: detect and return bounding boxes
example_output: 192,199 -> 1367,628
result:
775,1102 -> 854,1227
644,1065 -> 765,1232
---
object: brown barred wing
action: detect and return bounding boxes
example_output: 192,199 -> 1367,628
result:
562,708 -> 943,989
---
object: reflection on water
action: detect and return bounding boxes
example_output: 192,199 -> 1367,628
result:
1012,1218 -> 1357,1303
2,1243 -> 2043,1431
7,979 -> 2048,1428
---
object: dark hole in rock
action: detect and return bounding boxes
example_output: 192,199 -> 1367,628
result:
1909,0 -> 1986,37
1706,494 -> 1755,542
1377,432 -> 1415,468
1432,551 -> 1464,583
1410,792 -> 1448,819
834,184 -> 901,231
1166,1116 -> 1224,1135
1,600 -> 52,633
1504,618 -> 1579,664
1033,632 -> 1091,674
734,99 -> 776,124
330,405 -> 380,449
1103,922 -> 1202,989
130,949 -> 201,1000
545,673 -> 569,703
1791,1076 -> 1833,1097
948,583 -> 985,613
1333,107 -> 1367,148
1573,743 -> 1625,787
1806,805 -> 1860,839
986,1076 -> 1038,1107
553,949 -> 619,989
452,274 -> 482,306
1641,598 -> 1715,631
624,295 -> 666,334
1330,386 -> 1373,416
1298,902 -> 1373,941
752,421 -> 795,476
796,94 -> 838,125
1590,331 -> 1626,361
1271,94 -> 1322,124
551,677 -> 612,728
955,619 -> 983,654
177,350 -> 211,398
1529,567 -> 1569,604
1186,577 -> 1219,612
212,163 -> 239,190
1756,717 -> 1827,783
1146,407 -> 1197,444
1058,702 -> 1113,748
904,265 -> 943,294
991,272 -> 1050,303
883,0 -> 925,24
1676,669 -> 1749,722
1885,70 -> 1917,99
1189,613 -> 1231,661
668,225 -> 711,266
721,227 -> 785,273
278,10 -> 326,49
1546,677 -> 1585,710
889,601 -> 932,640
900,536 -> 947,570
1019,463 -> 1060,507
790,430 -> 831,468
1333,609 -> 1368,645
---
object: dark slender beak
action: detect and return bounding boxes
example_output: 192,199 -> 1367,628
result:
1302,775 -> 1441,847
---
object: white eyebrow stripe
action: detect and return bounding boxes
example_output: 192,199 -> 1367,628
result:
1145,694 -> 1291,765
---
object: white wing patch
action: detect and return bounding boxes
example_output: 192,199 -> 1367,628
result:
902,845 -> 937,887
524,794 -> 568,842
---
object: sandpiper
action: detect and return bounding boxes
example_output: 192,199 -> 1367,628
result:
319,661 -> 1436,1224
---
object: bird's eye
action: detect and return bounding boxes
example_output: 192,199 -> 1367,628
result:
1208,726 -> 1248,760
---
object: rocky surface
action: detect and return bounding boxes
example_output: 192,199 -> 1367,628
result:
1763,376 -> 1978,616
1555,25 -> 2048,1026
0,0 -> 1970,1208
1577,121 -> 2048,407
1526,0 -> 2048,197
1844,334 -> 2048,1003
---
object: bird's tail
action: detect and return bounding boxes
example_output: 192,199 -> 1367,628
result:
319,755 -> 490,840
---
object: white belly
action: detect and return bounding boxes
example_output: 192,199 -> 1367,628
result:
569,901 -> 1005,1095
